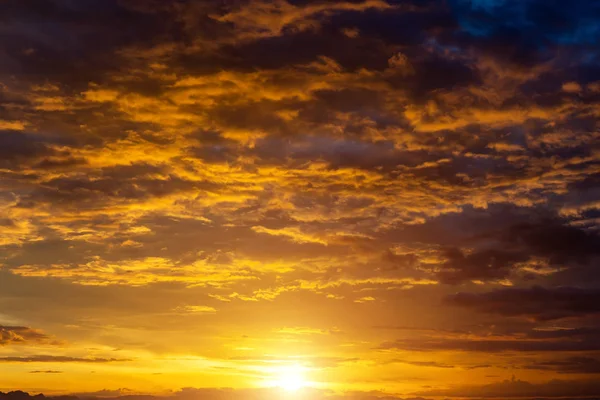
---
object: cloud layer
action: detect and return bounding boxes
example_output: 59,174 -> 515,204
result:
1,0 -> 600,397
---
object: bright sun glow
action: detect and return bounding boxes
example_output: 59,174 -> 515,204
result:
274,364 -> 307,392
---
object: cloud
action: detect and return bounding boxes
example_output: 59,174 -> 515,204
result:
251,225 -> 330,245
1,0 -> 600,395
228,355 -> 359,369
378,322 -> 600,354
0,356 -> 131,363
446,286 -> 600,321
173,305 -> 217,314
436,247 -> 527,284
28,370 -> 63,374
0,390 -> 429,400
391,360 -> 455,369
0,121 -> 26,130
417,376 -> 600,398
212,0 -> 391,40
524,357 -> 600,374
0,131 -> 61,167
379,337 -> 600,353
507,220 -> 600,265
0,326 -> 52,346
68,389 -> 134,398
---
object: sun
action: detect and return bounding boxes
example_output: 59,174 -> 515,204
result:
274,364 -> 307,392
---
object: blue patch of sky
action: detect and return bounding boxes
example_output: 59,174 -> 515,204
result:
451,0 -> 600,51
449,0 -> 531,36
549,21 -> 600,45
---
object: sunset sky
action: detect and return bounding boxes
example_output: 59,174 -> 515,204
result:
2,0 -> 600,398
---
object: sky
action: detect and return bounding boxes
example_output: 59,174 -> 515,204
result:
1,0 -> 600,398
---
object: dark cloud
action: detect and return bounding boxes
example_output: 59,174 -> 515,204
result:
29,370 -> 63,374
446,286 -> 600,321
524,356 -> 600,374
251,136 -> 406,170
393,360 -> 455,369
396,214 -> 600,285
0,0 -> 182,85
389,54 -> 481,101
0,326 -> 50,346
525,327 -> 600,339
0,131 -> 60,167
216,27 -> 393,72
68,390 -> 133,398
417,376 -> 600,398
32,157 -> 88,170
0,356 -> 131,363
507,220 -> 600,265
379,337 -> 600,353
18,163 -> 224,210
436,247 -> 527,284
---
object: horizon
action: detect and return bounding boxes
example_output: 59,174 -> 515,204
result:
1,0 -> 600,398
